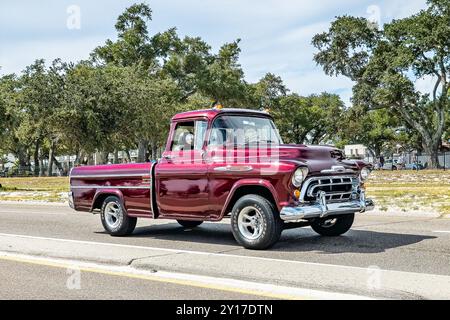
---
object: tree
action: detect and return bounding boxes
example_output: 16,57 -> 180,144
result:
199,40 -> 248,106
248,73 -> 288,109
273,93 -> 345,144
313,0 -> 449,168
338,107 -> 403,157
0,74 -> 20,160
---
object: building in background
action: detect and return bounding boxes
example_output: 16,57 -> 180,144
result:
344,144 -> 368,160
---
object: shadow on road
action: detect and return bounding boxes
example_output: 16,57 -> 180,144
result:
117,222 -> 436,253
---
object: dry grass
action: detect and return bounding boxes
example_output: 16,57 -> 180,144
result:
0,177 -> 69,202
365,170 -> 450,215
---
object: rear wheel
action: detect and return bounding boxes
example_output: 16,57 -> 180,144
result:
310,213 -> 354,236
177,220 -> 203,228
100,196 -> 137,236
231,194 -> 283,250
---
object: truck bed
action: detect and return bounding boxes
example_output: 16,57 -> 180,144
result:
70,162 -> 155,217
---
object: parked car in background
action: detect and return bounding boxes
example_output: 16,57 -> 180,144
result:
382,159 -> 398,170
405,162 -> 424,170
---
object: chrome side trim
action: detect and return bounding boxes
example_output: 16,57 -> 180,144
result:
71,173 -> 151,179
321,166 -> 355,174
70,186 -> 151,190
213,165 -> 253,172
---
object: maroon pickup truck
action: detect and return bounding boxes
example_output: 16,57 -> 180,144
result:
69,108 -> 374,249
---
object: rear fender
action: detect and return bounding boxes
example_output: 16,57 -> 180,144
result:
90,189 -> 125,213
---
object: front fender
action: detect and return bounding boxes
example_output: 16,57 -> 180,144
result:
220,178 -> 281,219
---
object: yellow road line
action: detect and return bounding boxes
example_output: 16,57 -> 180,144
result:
0,255 -> 307,300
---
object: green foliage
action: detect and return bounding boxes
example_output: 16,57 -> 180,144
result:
247,73 -> 288,109
313,0 -> 450,167
273,93 -> 345,145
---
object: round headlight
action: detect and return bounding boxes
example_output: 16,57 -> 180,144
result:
360,167 -> 371,181
292,167 -> 308,187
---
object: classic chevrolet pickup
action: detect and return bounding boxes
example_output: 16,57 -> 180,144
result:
69,108 -> 374,249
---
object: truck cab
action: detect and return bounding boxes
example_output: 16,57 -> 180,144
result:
70,108 -> 374,250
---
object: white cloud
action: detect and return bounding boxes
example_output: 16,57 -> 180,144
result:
380,0 -> 427,21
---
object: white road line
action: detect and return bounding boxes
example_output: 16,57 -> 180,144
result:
433,230 -> 450,234
0,232 -> 375,271
0,251 -> 372,300
0,232 -> 442,278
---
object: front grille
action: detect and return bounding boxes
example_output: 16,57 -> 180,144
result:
303,176 -> 355,202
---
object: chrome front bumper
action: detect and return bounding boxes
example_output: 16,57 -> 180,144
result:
280,190 -> 374,221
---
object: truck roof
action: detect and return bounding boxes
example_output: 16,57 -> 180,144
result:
171,108 -> 272,121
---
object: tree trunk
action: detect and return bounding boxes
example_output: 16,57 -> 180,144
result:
152,144 -> 158,161
422,142 -> 440,169
39,154 -> 45,177
17,148 -> 28,171
113,150 -> 119,164
125,150 -> 132,163
47,140 -> 55,177
52,155 -> 64,176
137,139 -> 148,163
33,140 -> 40,176
394,103 -> 443,169
98,151 -> 109,164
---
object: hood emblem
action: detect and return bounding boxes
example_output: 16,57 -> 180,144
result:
321,166 -> 354,174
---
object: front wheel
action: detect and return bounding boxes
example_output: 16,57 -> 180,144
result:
100,196 -> 137,236
310,213 -> 354,237
231,194 -> 283,250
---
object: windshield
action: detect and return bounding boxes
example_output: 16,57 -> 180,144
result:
209,115 -> 283,147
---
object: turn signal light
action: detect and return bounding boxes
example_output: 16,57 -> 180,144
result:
293,189 -> 301,200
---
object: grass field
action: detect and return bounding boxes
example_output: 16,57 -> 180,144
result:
365,170 -> 450,216
0,177 -> 69,202
0,171 -> 449,214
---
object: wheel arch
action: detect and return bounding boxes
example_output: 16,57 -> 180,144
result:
220,179 -> 280,219
91,190 -> 125,213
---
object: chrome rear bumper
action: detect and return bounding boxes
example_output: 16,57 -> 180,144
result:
68,191 -> 74,209
280,190 -> 374,221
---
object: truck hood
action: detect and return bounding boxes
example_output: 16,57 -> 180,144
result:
277,144 -> 362,175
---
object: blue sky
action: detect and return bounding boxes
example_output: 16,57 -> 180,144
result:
0,0 -> 429,105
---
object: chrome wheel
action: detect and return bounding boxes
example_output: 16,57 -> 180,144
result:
320,218 -> 338,228
104,201 -> 121,229
237,206 -> 264,240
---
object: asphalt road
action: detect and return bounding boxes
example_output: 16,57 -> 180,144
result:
1,202 -> 450,299
0,259 -> 263,300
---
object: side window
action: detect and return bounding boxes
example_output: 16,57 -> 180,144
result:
171,120 -> 207,152
194,120 -> 208,150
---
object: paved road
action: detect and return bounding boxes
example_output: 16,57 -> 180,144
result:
0,259 -> 263,300
1,202 -> 450,299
